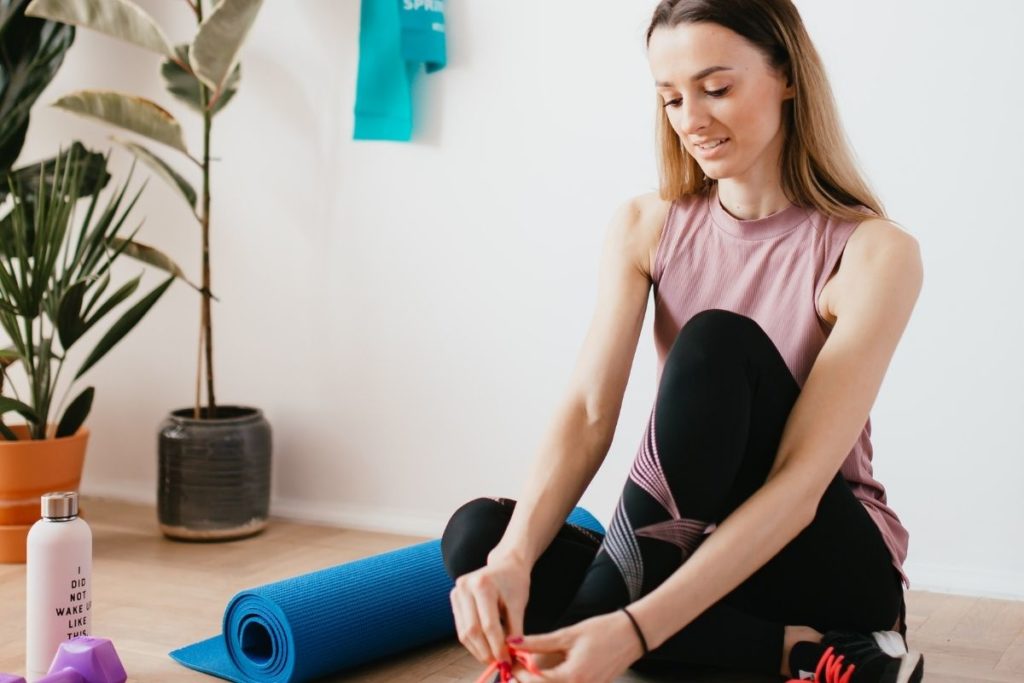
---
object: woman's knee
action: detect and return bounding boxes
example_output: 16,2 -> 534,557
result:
670,309 -> 763,359
440,496 -> 513,580
662,310 -> 761,379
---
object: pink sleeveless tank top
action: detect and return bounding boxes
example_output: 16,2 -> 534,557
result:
651,183 -> 911,589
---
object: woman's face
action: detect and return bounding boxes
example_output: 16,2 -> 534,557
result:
647,21 -> 794,183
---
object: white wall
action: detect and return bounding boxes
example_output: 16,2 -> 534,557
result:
16,1 -> 1023,600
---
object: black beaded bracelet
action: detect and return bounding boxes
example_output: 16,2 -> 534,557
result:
620,606 -> 649,655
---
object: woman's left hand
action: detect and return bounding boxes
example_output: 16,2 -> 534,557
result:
507,609 -> 646,683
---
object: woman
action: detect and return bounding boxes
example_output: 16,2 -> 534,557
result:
441,1 -> 924,681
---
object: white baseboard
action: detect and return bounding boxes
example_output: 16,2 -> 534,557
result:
269,496 -> 446,539
82,481 -> 154,506
81,481 -> 447,539
903,561 -> 1024,601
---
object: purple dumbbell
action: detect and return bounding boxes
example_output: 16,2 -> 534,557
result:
0,636 -> 127,683
46,637 -> 126,683
23,672 -> 80,683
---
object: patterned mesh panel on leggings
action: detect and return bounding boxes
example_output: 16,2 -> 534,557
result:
598,406 -> 715,600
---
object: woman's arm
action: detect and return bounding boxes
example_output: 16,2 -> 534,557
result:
451,195 -> 667,666
487,399 -> 614,568
489,194 -> 667,568
629,220 -> 923,649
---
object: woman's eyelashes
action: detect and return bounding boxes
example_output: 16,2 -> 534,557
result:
662,87 -> 730,108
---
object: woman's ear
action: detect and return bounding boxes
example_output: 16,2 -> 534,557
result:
780,64 -> 796,99
782,72 -> 796,100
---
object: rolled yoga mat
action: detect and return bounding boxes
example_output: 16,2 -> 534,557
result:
170,506 -> 605,682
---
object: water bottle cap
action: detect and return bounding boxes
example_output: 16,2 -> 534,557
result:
41,491 -> 78,519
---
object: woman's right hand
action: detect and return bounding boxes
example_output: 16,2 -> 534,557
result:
450,549 -> 532,667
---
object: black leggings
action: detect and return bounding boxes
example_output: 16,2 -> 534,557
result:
441,309 -> 905,677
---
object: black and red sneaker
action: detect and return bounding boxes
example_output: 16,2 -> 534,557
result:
787,630 -> 924,683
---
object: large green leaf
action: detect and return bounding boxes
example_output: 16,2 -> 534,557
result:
56,278 -> 88,349
56,385 -> 92,437
111,136 -> 196,209
0,141 -> 110,202
107,237 -> 201,292
52,90 -> 190,155
0,394 -> 38,422
0,121 -> 28,180
0,0 -> 76,175
24,0 -> 174,59
189,0 -> 261,102
161,43 -> 239,116
75,274 -> 173,378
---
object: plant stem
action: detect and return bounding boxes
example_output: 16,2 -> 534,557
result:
194,290 -> 203,417
192,0 -> 217,420
201,101 -> 216,419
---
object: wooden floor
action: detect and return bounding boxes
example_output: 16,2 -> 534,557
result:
1,497 -> 1021,682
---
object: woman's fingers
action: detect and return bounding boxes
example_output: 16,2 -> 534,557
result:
512,630 -> 569,653
510,661 -> 547,683
513,653 -> 572,683
503,594 -> 526,640
451,585 -> 492,663
449,558 -> 534,669
511,649 -> 560,675
509,634 -> 569,683
474,579 -> 511,663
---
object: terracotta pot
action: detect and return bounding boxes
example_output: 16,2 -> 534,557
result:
0,425 -> 89,563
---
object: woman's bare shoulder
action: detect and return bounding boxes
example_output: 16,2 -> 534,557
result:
625,191 -> 673,280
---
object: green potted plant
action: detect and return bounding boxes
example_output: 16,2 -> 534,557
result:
0,0 -> 100,224
0,0 -> 184,563
0,145 -> 179,562
25,0 -> 272,541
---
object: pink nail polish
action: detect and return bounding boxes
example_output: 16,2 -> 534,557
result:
507,636 -> 523,644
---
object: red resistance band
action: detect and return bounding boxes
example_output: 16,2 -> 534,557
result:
473,645 -> 543,683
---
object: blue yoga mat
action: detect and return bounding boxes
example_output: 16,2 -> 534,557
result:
170,506 -> 605,682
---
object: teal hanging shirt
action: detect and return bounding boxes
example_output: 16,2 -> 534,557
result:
354,0 -> 447,141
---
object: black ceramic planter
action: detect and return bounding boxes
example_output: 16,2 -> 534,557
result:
157,405 -> 272,541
